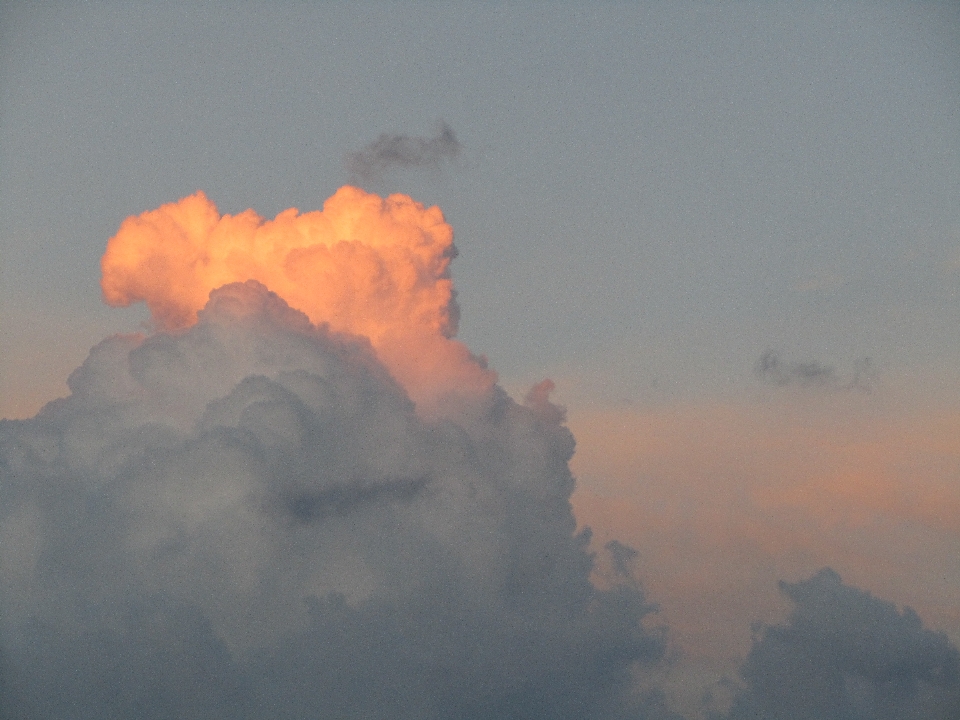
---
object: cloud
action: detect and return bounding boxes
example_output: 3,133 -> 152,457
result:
568,398 -> 960,715
755,349 -> 835,387
0,281 -> 673,719
99,186 -> 492,415
725,568 -> 960,720
754,350 -> 873,392
345,123 -> 462,183
7,186 -> 958,720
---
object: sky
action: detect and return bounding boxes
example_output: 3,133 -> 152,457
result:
1,2 -> 959,718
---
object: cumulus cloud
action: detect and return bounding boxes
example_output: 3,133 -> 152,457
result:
99,186 -> 492,416
0,281 -> 671,719
7,186 -> 956,720
345,123 -> 462,183
725,568 -> 960,720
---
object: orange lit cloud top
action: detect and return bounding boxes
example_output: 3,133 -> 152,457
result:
101,187 -> 494,411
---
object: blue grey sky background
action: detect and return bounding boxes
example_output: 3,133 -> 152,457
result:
2,1 -> 959,415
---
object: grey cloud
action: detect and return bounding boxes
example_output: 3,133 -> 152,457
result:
754,350 -> 873,392
755,350 -> 835,387
724,568 -> 960,720
345,123 -> 462,183
280,474 -> 429,523
0,280 -> 673,719
606,539 -> 639,578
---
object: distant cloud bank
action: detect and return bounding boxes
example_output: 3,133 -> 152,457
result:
728,569 -> 960,720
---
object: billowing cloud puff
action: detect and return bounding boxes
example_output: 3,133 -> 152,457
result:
0,281 -> 670,719
99,186 -> 494,415
726,568 -> 960,720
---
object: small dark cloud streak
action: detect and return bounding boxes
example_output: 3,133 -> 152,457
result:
345,123 -> 462,183
754,350 -> 873,392
283,475 -> 429,523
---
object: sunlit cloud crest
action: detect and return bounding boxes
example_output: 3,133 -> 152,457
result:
100,186 -> 493,414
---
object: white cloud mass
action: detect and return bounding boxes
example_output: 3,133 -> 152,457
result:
0,281 -> 671,719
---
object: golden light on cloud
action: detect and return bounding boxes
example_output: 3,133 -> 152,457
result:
101,187 -> 495,412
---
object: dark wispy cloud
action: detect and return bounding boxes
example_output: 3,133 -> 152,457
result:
345,123 -> 462,183
724,568 -> 960,720
0,281 -> 674,719
754,350 -> 873,392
